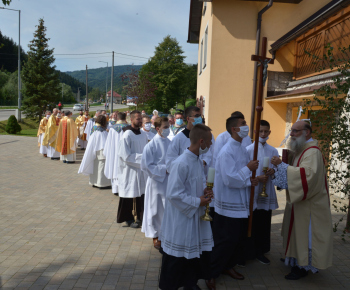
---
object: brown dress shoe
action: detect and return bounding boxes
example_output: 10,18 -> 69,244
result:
43,154 -> 47,157
153,238 -> 161,250
205,278 -> 216,290
223,268 -> 245,280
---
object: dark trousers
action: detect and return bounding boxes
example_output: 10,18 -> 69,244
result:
252,209 -> 272,257
159,249 -> 211,290
116,196 -> 144,223
210,213 -> 248,279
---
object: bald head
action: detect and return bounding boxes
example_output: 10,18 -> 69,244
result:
291,121 -> 312,140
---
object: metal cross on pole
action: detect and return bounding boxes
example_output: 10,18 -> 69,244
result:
248,37 -> 274,237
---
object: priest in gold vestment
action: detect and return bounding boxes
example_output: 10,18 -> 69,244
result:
55,110 -> 79,164
37,111 -> 51,157
43,108 -> 61,160
272,121 -> 333,280
75,110 -> 89,149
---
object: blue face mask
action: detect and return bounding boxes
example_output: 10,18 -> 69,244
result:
192,116 -> 203,125
175,118 -> 183,126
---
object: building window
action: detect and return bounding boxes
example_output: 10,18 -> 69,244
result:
203,26 -> 208,69
203,2 -> 207,16
200,38 -> 204,75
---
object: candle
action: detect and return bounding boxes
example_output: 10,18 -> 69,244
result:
207,167 -> 215,183
263,157 -> 270,168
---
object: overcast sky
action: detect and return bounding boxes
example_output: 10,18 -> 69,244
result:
0,0 -> 199,72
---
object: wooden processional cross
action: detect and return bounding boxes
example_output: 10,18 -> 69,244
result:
248,37 -> 274,237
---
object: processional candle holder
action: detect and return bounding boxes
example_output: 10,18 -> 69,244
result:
259,157 -> 269,198
201,167 -> 215,221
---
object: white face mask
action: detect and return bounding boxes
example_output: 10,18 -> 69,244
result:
236,125 -> 249,139
259,136 -> 269,143
46,115 -> 50,119
161,128 -> 170,138
199,141 -> 209,155
57,113 -> 61,118
144,123 -> 152,131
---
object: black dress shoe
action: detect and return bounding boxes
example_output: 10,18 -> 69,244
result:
66,161 -> 75,164
285,266 -> 308,280
62,160 -> 67,163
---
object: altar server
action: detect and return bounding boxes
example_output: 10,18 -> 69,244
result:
141,116 -> 170,249
206,113 -> 259,289
104,112 -> 128,195
84,110 -> 101,141
78,115 -> 111,188
159,124 -> 214,290
141,115 -> 155,141
117,110 -> 148,228
246,120 -> 279,265
213,111 -> 252,166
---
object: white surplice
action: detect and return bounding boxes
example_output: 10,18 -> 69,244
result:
140,133 -> 170,238
117,129 -> 148,198
213,131 -> 251,167
141,128 -> 155,141
84,118 -> 95,141
246,142 -> 279,211
214,137 -> 252,218
39,134 -> 48,155
159,149 -> 214,259
103,128 -> 123,193
78,130 -> 111,187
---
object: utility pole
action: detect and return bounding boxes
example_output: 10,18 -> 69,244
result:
62,83 -> 64,102
111,51 -> 114,114
77,87 -> 80,102
86,65 -> 88,111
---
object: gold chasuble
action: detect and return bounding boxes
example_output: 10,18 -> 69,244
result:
75,115 -> 89,141
37,117 -> 48,146
282,140 -> 333,269
55,116 -> 78,155
42,115 -> 59,148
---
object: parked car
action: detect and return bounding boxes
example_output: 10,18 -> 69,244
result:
73,104 -> 84,111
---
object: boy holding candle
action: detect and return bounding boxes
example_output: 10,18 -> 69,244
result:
246,120 -> 279,265
158,124 -> 214,290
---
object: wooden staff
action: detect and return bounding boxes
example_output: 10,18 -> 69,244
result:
248,37 -> 274,237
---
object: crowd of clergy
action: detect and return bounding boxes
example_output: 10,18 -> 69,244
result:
36,105 -> 333,290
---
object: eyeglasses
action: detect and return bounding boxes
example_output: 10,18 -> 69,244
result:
290,129 -> 306,134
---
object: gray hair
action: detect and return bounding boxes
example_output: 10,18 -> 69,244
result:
96,109 -> 102,113
168,114 -> 174,119
45,110 -> 51,114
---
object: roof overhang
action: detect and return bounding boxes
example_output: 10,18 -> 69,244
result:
187,0 -> 204,43
242,0 -> 302,3
270,0 -> 350,53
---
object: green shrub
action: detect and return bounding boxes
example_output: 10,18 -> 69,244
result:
5,115 -> 22,134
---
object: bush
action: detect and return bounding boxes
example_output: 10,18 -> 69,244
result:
5,115 -> 22,134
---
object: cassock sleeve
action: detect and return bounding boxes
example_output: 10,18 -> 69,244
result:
287,149 -> 325,204
78,133 -> 98,175
118,132 -> 142,169
167,162 -> 201,219
213,134 -> 224,168
103,130 -> 114,179
141,143 -> 167,183
220,151 -> 251,188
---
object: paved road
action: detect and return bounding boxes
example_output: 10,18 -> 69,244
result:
0,134 -> 349,289
0,104 -> 129,121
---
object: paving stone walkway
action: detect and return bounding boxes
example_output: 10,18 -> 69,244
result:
0,135 -> 349,290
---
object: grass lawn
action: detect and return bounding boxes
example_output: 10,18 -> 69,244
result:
0,117 -> 39,137
0,106 -> 18,110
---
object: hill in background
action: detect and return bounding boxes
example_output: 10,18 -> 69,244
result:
65,65 -> 143,93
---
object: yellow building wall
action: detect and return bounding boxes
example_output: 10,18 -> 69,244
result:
196,0 -> 331,144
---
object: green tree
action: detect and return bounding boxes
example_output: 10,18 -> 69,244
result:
5,115 -> 21,134
304,44 -> 350,238
140,35 -> 185,112
2,0 -> 11,6
21,18 -> 60,120
178,64 -> 197,109
59,83 -> 76,104
0,71 -> 25,106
